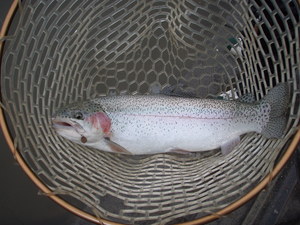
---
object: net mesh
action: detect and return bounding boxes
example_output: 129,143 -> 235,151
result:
1,0 -> 299,224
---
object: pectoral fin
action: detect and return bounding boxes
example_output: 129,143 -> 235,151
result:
104,138 -> 132,154
221,136 -> 240,155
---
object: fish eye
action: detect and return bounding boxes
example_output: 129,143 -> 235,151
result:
74,112 -> 84,120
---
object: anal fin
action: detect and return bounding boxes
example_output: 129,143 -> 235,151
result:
169,148 -> 193,154
221,136 -> 240,155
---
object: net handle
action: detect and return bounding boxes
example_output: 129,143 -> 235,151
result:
0,1 -> 299,225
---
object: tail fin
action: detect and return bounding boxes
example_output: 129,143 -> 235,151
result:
261,83 -> 290,138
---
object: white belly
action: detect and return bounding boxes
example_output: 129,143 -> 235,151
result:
108,113 -> 254,154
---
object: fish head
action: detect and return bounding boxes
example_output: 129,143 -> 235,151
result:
52,101 -> 111,145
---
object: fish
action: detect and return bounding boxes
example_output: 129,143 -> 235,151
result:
52,83 -> 290,155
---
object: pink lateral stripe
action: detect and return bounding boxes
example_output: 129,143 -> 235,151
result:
123,113 -> 234,120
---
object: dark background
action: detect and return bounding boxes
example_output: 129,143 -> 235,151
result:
0,1 -> 299,225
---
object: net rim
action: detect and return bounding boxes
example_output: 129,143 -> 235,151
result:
0,1 -> 299,225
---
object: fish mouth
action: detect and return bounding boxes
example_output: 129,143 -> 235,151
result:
53,121 -> 72,127
52,118 -> 84,131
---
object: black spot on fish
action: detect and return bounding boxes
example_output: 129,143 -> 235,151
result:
81,136 -> 87,143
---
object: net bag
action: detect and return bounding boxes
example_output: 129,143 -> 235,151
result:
0,0 -> 299,224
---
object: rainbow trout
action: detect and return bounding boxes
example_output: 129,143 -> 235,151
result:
52,83 -> 289,155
